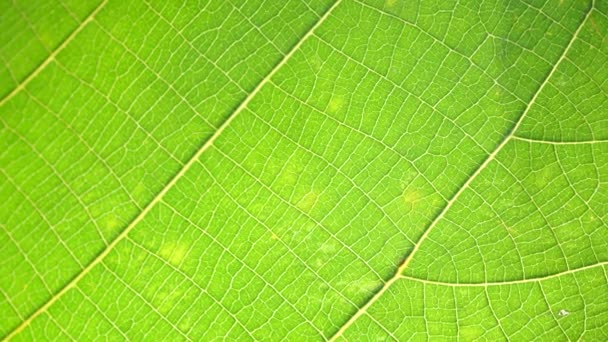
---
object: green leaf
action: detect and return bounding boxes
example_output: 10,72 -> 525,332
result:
1,0 -> 607,340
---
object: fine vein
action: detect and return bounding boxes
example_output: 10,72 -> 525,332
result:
0,0 -> 108,107
2,0 -> 342,339
328,3 -> 594,340
401,261 -> 608,287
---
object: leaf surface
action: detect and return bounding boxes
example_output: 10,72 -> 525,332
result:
1,0 -> 607,340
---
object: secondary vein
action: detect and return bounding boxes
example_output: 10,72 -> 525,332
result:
400,261 -> 608,287
2,0 -> 342,340
328,3 -> 595,340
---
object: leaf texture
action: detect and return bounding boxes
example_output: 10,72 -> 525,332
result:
1,0 -> 607,340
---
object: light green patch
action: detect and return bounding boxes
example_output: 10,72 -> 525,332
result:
157,287 -> 184,315
400,170 -> 419,189
312,257 -> 326,270
385,0 -> 397,8
159,241 -> 189,267
341,279 -> 379,298
296,191 -> 318,212
460,326 -> 485,340
133,181 -> 149,200
101,216 -> 123,235
319,240 -> 339,254
328,96 -> 344,113
1,0 -> 606,340
276,162 -> 302,186
39,31 -> 54,50
533,168 -> 554,189
311,55 -> 324,72
402,188 -> 421,206
178,317 -> 194,332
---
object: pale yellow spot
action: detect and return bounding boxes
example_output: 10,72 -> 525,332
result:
311,56 -> 323,72
271,233 -> 280,241
504,223 -> 522,236
319,241 -> 338,254
159,241 -> 189,266
431,195 -> 444,209
402,189 -> 421,204
276,163 -> 301,186
250,202 -> 264,215
385,0 -> 397,7
40,31 -> 54,50
179,318 -> 193,332
280,170 -> 298,185
460,326 -> 485,340
355,279 -> 379,294
303,221 -> 316,232
341,279 -> 379,297
534,168 -> 552,188
328,96 -> 344,113
133,181 -> 148,199
158,288 -> 183,314
297,191 -> 318,212
101,216 -> 122,235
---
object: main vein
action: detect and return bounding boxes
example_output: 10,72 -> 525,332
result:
328,3 -> 595,340
3,0 -> 342,339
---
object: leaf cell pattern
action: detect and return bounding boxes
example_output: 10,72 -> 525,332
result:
1,0 -> 607,340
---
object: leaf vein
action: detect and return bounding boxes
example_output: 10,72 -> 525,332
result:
0,0 -> 108,107
328,3 -> 595,340
2,0 -> 343,339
